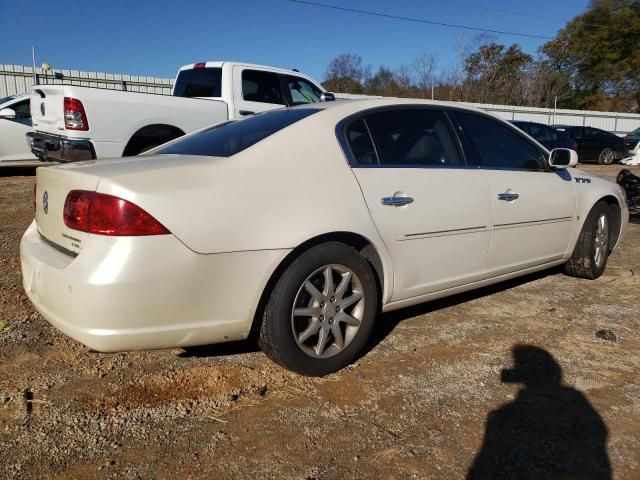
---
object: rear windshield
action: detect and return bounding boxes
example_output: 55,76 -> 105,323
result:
156,108 -> 318,157
173,67 -> 222,98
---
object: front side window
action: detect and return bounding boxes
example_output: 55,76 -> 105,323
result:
456,112 -> 545,170
242,70 -> 284,105
173,67 -> 222,98
363,109 -> 463,166
156,108 -> 316,157
285,76 -> 323,105
12,100 -> 30,118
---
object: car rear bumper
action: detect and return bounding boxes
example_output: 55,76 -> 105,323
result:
20,221 -> 289,352
26,131 -> 96,163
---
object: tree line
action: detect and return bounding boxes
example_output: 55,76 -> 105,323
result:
322,0 -> 640,112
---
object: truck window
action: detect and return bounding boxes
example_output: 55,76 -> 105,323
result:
242,70 -> 285,105
156,108 -> 317,157
285,76 -> 323,105
173,67 -> 222,98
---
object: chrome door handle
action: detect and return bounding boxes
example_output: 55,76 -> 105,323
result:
497,192 -> 520,201
381,196 -> 414,206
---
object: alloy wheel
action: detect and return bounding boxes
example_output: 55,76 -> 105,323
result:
593,213 -> 609,268
291,264 -> 365,359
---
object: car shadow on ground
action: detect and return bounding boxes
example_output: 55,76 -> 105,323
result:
466,344 -> 611,480
0,167 -> 36,177
180,267 -> 562,361
358,266 -> 562,360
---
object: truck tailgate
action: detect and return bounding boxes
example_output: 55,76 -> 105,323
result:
31,86 -> 67,133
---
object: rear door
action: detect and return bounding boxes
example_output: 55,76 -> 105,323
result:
346,107 -> 492,301
453,111 -> 576,276
231,67 -> 287,118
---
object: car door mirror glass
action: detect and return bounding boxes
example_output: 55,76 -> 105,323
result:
549,148 -> 578,168
320,92 -> 335,102
0,107 -> 16,118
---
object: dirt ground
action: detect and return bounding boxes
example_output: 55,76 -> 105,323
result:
1,164 -> 639,480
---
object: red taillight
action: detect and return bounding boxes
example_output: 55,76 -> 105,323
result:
194,62 -> 206,69
64,97 -> 89,131
63,190 -> 170,236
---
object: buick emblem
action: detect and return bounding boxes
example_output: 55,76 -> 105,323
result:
40,102 -> 45,116
42,191 -> 48,215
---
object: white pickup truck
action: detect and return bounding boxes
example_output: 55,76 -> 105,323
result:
27,61 -> 332,162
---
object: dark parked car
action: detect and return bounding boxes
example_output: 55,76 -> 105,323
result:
511,121 -> 577,151
552,125 -> 626,164
623,127 -> 640,155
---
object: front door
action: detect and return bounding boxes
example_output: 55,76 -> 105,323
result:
453,112 -> 577,276
344,107 -> 492,302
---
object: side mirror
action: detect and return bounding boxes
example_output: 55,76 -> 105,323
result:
320,92 -> 335,102
549,148 -> 578,169
0,107 -> 16,119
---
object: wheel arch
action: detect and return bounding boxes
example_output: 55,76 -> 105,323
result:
122,124 -> 186,156
249,231 -> 389,340
600,195 -> 622,250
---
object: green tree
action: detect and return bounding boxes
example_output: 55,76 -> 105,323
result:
542,0 -> 640,111
463,43 -> 533,104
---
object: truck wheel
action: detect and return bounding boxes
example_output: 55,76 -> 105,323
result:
564,201 -> 611,279
598,148 -> 615,165
258,242 -> 378,376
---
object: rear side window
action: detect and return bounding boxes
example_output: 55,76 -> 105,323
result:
242,70 -> 285,105
156,108 -> 317,157
364,109 -> 463,166
457,112 -> 545,170
173,67 -> 222,98
346,119 -> 377,165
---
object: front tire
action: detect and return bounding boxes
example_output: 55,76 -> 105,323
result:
564,202 -> 612,279
258,242 -> 378,376
598,147 -> 615,165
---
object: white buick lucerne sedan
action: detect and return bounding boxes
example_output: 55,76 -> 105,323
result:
21,99 -> 629,376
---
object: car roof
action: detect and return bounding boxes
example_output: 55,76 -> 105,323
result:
177,61 -> 314,78
290,97 -> 495,117
0,93 -> 29,108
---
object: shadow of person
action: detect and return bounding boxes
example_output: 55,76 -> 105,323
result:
467,345 -> 611,480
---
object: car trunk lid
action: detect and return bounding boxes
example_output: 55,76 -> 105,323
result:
35,165 -> 100,254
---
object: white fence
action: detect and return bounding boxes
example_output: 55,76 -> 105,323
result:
0,65 -> 173,97
2,65 -> 639,134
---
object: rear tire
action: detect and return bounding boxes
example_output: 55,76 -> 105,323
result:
598,148 -> 615,165
564,201 -> 611,279
258,242 -> 378,376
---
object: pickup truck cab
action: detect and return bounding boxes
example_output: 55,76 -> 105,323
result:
27,61 -> 331,162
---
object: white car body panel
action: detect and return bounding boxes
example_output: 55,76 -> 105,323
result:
21,98 -> 629,354
353,168 -> 492,301
0,94 -> 38,164
481,169 -> 577,275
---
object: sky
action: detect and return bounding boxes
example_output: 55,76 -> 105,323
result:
0,0 -> 590,82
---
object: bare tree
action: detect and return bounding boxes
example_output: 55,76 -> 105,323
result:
413,53 -> 437,97
323,53 -> 366,93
